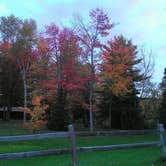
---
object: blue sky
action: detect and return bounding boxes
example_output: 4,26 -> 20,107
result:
0,0 -> 165,83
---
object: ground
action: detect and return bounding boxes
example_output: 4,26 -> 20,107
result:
0,120 -> 165,166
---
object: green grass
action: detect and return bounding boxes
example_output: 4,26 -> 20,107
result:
0,120 -> 164,165
0,120 -> 51,136
0,134 -> 158,154
0,147 -> 164,166
0,120 -> 28,136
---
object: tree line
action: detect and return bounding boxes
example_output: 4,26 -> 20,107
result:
0,8 -> 164,131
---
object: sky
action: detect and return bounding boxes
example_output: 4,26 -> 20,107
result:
0,0 -> 165,83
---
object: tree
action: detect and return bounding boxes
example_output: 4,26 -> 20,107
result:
74,8 -> 113,131
0,15 -> 37,121
0,41 -> 23,120
99,35 -> 142,129
0,15 -> 21,43
140,81 -> 160,127
43,25 -> 88,130
20,95 -> 48,133
27,36 -> 51,99
137,47 -> 155,98
0,15 -> 22,120
12,19 -> 37,121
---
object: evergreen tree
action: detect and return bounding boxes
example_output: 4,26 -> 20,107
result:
98,35 -> 143,129
47,88 -> 69,131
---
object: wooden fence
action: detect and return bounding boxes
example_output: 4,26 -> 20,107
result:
0,124 -> 165,166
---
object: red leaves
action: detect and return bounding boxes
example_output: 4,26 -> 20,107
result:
59,28 -> 80,56
44,25 -> 87,92
44,24 -> 59,54
89,8 -> 114,37
61,58 -> 88,91
45,24 -> 59,37
0,41 -> 11,50
31,24 -> 89,100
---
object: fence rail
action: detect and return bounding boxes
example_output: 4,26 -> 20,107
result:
0,141 -> 159,160
76,129 -> 158,137
0,148 -> 70,160
0,132 -> 69,142
0,129 -> 158,142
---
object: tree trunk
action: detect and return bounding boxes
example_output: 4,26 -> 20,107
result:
5,94 -> 12,121
120,113 -> 125,129
2,106 -> 6,120
6,100 -> 11,121
23,73 -> 27,122
89,79 -> 94,131
2,99 -> 6,120
108,100 -> 112,129
89,51 -> 94,132
83,109 -> 88,127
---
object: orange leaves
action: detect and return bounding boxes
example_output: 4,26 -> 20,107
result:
101,36 -> 137,96
21,96 -> 49,133
111,79 -> 132,95
38,38 -> 49,53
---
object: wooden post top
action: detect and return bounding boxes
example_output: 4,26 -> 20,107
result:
158,123 -> 165,132
68,124 -> 73,130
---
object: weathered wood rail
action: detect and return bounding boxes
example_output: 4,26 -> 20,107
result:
76,129 -> 158,137
0,141 -> 159,160
77,141 -> 160,152
0,148 -> 70,159
0,132 -> 69,142
0,129 -> 158,142
0,124 -> 165,166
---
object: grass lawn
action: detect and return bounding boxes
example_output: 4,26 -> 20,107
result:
0,147 -> 164,166
0,120 -> 164,165
0,120 -> 51,136
0,134 -> 158,153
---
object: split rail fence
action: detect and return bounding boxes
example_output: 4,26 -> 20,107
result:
0,124 -> 165,166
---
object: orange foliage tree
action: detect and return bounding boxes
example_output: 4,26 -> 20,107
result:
20,96 -> 49,133
101,36 -> 136,95
100,35 -> 142,128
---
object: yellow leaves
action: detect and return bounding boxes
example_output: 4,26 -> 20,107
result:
32,95 -> 43,106
22,95 -> 49,133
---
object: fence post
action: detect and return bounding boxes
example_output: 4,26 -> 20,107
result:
158,123 -> 166,160
68,124 -> 78,166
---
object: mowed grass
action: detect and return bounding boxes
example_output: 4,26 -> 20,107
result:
0,134 -> 162,165
0,120 -> 28,136
0,147 -> 163,166
0,134 -> 158,153
0,120 -> 50,136
0,120 -> 164,165
0,120 -> 159,154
